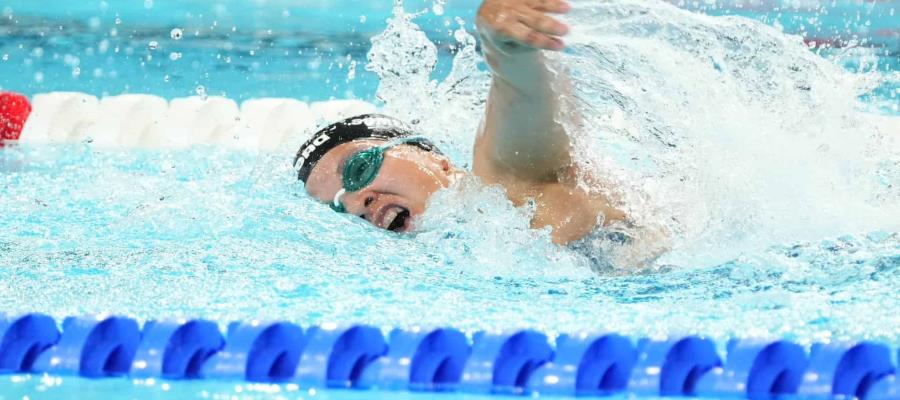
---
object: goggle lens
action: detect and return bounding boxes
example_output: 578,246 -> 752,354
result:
342,147 -> 385,192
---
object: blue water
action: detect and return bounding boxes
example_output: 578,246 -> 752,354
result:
0,0 -> 897,106
1,0 -> 899,399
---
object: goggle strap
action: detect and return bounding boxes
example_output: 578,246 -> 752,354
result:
332,188 -> 347,213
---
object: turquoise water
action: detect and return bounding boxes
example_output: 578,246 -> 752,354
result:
1,136 -> 898,397
1,376 -> 674,400
1,0 -> 899,399
0,0 -> 896,106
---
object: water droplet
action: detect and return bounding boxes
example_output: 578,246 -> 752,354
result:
170,28 -> 183,40
432,0 -> 445,16
195,85 -> 207,100
347,60 -> 357,81
148,40 -> 158,50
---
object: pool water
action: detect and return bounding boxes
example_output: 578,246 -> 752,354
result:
1,0 -> 899,399
0,0 -> 897,106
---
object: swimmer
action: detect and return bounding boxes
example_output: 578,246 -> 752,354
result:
296,0 -> 643,256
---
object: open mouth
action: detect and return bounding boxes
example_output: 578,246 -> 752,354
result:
383,206 -> 411,232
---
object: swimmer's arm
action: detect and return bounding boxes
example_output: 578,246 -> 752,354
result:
473,0 -> 574,182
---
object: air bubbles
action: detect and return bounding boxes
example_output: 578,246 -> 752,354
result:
169,52 -> 181,61
33,71 -> 44,83
143,0 -> 153,9
170,28 -> 183,40
359,15 -> 367,23
148,41 -> 159,51
114,16 -> 122,25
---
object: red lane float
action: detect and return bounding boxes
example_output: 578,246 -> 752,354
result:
0,92 -> 31,146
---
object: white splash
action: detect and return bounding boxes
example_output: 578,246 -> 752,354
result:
366,0 -> 899,271
552,0 -> 900,268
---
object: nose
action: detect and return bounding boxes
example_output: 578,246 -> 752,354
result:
340,190 -> 378,221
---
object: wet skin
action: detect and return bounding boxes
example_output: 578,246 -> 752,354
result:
304,139 -> 461,232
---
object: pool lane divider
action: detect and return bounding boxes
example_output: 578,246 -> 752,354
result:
2,314 -> 899,399
0,91 -> 377,151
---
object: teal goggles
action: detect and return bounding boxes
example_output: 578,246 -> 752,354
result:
330,136 -> 435,214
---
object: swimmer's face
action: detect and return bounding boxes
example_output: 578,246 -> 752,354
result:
304,139 -> 456,232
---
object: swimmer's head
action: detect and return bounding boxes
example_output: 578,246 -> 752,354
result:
295,114 -> 459,232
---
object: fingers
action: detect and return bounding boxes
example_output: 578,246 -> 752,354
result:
518,7 -> 569,36
500,22 -> 565,51
526,0 -> 571,14
477,0 -> 571,51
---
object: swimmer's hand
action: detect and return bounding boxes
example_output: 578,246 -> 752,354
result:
476,0 -> 571,52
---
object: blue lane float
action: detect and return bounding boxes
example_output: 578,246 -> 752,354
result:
357,327 -> 470,391
131,319 -> 224,380
201,321 -> 305,382
628,336 -> 722,397
0,313 -> 60,373
797,341 -> 896,400
694,339 -> 808,399
527,332 -> 637,396
869,373 -> 900,400
31,315 -> 140,378
1,313 -> 899,399
294,324 -> 388,388
458,330 -> 554,394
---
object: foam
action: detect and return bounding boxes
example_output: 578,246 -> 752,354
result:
17,92 -> 377,151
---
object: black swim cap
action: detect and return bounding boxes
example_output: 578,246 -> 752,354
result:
294,114 -> 441,183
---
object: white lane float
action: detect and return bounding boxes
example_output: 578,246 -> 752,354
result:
0,91 -> 378,151
2,91 -> 895,152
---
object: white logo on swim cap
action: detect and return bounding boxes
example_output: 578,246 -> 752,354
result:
349,115 -> 412,132
295,133 -> 331,169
